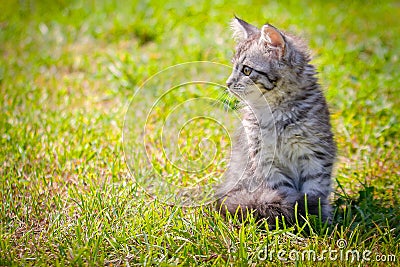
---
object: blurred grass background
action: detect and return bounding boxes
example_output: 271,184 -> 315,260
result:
1,0 -> 399,265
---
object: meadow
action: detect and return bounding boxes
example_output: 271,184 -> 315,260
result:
1,0 -> 399,266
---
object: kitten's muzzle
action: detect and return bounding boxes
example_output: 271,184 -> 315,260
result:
226,80 -> 242,91
226,73 -> 237,88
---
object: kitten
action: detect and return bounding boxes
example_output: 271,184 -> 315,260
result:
216,17 -> 336,226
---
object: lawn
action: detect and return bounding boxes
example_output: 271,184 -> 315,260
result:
1,0 -> 399,266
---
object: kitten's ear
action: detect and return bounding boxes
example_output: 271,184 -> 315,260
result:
260,24 -> 285,57
230,16 -> 259,42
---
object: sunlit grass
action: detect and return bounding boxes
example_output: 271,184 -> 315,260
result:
1,0 -> 399,265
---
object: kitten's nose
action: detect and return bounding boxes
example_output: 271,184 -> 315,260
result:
226,77 -> 234,88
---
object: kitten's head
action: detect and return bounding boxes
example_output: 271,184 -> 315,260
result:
226,17 -> 311,106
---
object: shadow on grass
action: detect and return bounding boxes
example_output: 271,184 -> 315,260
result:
221,182 -> 400,243
294,182 -> 400,243
332,183 -> 399,240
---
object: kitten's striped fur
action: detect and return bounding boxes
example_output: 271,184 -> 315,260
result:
217,17 -> 336,225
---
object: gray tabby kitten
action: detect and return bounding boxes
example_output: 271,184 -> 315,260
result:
217,17 -> 336,225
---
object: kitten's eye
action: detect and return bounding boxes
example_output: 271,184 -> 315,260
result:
242,66 -> 252,76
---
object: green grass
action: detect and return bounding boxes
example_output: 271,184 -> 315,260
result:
1,0 -> 399,266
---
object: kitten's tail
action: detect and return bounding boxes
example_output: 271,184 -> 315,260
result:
216,187 -> 293,224
216,189 -> 331,225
